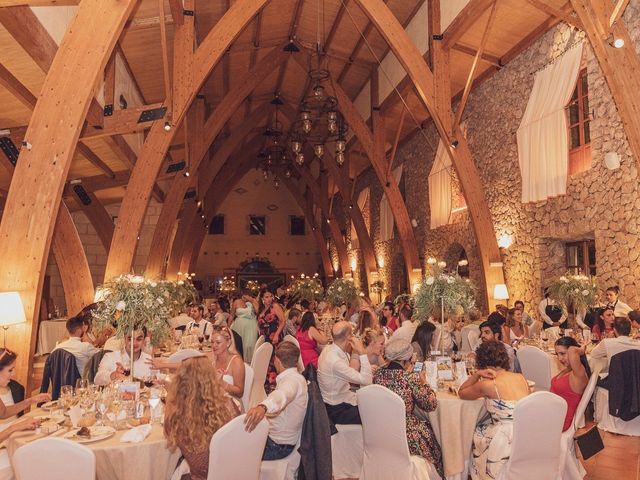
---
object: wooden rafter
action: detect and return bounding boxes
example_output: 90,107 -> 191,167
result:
168,0 -> 184,26
452,43 -> 502,68
76,143 -> 116,178
158,0 -> 172,109
443,0 -> 494,48
0,62 -> 37,109
525,0 -> 584,29
609,0 -> 630,28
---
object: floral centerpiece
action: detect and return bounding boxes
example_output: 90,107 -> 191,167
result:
92,275 -> 197,377
288,273 -> 324,302
394,293 -> 414,310
547,273 -> 598,317
326,277 -> 360,307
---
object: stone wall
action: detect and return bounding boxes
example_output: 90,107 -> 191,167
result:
347,1 -> 640,313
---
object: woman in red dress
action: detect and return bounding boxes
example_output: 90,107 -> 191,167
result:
257,289 -> 286,393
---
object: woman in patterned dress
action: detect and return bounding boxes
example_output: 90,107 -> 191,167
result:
458,341 -> 530,480
373,337 -> 444,478
257,289 -> 285,393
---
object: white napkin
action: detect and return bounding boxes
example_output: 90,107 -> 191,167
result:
68,406 -> 82,428
455,361 -> 468,384
121,424 -> 152,443
425,361 -> 438,389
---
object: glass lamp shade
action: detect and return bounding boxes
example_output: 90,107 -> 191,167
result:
302,120 -> 312,134
291,141 -> 302,153
0,292 -> 26,327
336,139 -> 346,152
314,144 -> 324,158
335,152 -> 345,165
493,284 -> 509,300
295,153 -> 305,166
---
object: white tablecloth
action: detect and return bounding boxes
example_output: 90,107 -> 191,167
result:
36,319 -> 68,355
427,390 -> 486,480
7,413 -> 179,480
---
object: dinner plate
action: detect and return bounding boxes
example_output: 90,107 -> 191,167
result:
63,426 -> 116,444
40,400 -> 59,411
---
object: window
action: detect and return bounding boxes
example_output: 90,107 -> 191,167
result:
208,215 -> 224,235
566,68 -> 591,175
248,215 -> 266,235
289,216 -> 306,236
566,240 -> 596,277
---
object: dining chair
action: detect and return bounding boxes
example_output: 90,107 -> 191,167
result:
208,415 -> 268,480
167,348 -> 204,363
497,391 -> 566,480
356,384 -> 440,480
13,437 -> 96,480
281,334 -> 304,372
516,345 -> 552,391
461,324 -> 480,353
260,438 -> 301,480
249,342 -> 273,408
242,364 -> 255,412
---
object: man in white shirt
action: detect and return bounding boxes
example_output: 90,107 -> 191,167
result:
53,316 -> 100,376
186,304 -> 212,338
244,342 -> 308,459
391,305 -> 417,344
317,321 -> 372,425
591,317 -> 640,373
94,328 -> 152,385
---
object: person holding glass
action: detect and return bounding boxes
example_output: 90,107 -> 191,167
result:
94,328 -> 152,385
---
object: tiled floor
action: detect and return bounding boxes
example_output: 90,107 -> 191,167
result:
583,429 -> 640,480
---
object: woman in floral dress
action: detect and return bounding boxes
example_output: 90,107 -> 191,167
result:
257,289 -> 285,393
373,337 -> 444,478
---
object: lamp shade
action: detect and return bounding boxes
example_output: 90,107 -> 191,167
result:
0,292 -> 26,326
493,284 -> 509,301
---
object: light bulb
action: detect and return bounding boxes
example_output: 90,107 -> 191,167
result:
335,152 -> 345,165
336,139 -> 346,152
303,119 -> 312,134
314,144 -> 324,158
285,168 -> 291,178
164,121 -> 171,131
296,153 -> 305,166
292,141 -> 301,153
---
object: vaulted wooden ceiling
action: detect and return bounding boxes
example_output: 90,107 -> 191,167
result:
0,0 -> 575,209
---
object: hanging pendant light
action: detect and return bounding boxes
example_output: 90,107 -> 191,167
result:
336,138 -> 346,153
273,176 -> 280,190
314,144 -> 324,158
336,152 -> 345,166
291,140 -> 302,153
296,153 -> 305,166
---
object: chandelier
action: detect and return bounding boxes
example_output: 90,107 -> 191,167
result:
290,59 -> 348,166
258,95 -> 294,190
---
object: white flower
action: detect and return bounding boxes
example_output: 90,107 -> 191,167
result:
177,280 -> 184,285
337,287 -> 343,292
425,277 -> 435,285
427,257 -> 437,265
582,290 -> 589,296
150,282 -> 157,288
301,274 -> 306,278
574,288 -> 580,294
447,277 -> 455,284
560,276 -> 568,283
157,297 -> 164,304
438,261 -> 447,268
131,276 -> 144,284
116,301 -> 126,311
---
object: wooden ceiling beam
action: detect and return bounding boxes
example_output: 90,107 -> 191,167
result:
115,43 -> 148,105
442,0 -> 494,48
609,0 -> 630,28
80,102 -> 165,139
0,62 -> 37,109
0,1 -> 79,5
168,0 -> 184,26
324,0 -> 349,52
158,0 -> 172,109
451,43 -> 502,68
76,143 -> 116,178
525,0 -> 584,29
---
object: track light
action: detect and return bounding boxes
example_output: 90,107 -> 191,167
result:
183,171 -> 190,177
164,121 -> 171,131
609,37 -> 625,48
451,140 -> 459,149
22,141 -> 32,150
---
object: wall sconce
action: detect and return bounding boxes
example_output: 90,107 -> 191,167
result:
497,233 -> 513,249
350,258 -> 357,271
378,257 -> 385,269
0,292 -> 26,348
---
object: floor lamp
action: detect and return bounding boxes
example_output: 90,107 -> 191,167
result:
0,292 -> 27,348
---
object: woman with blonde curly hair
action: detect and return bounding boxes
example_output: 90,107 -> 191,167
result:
362,328 -> 386,370
164,357 -> 240,480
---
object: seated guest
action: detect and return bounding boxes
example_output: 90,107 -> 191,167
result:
362,328 -> 386,371
487,305 -> 508,326
629,310 -> 640,338
285,308 -> 301,337
186,304 -> 212,338
211,326 -> 245,399
411,321 -> 436,361
53,316 -> 100,376
164,357 -> 239,480
296,311 -> 328,369
169,306 -> 192,331
502,308 -> 529,345
391,305 -> 418,344
317,321 -> 372,425
513,300 -> 536,329
373,338 -> 444,478
75,303 -> 113,347
591,316 -> 640,372
478,321 -> 517,372
355,307 -> 380,337
381,302 -> 399,332
591,306 -> 616,341
550,337 -> 591,431
244,343 -> 309,459
212,298 -> 231,327
434,316 -> 465,354
94,328 -> 152,385
458,341 -> 530,480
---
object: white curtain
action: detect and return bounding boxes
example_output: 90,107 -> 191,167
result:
428,139 -> 451,229
351,187 -> 370,249
379,166 -> 403,242
517,44 -> 583,203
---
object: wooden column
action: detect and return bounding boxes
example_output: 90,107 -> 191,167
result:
105,0 -> 269,280
354,0 -> 505,309
0,0 -> 136,386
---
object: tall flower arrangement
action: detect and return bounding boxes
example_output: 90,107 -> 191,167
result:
288,273 -> 324,302
547,273 -> 598,314
92,275 -> 197,346
326,277 -> 360,307
413,262 -> 477,322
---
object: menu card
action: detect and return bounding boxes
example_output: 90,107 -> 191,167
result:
436,356 -> 454,381
424,361 -> 438,389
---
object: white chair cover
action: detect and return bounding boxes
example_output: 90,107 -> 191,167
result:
461,324 -> 480,353
208,415 -> 269,480
356,385 -> 439,480
259,439 -> 301,480
497,391 -> 567,480
255,336 -> 266,352
528,321 -> 542,338
13,437 -> 96,480
0,450 -> 13,480
559,371 -> 599,480
170,458 -> 191,480
331,424 -> 363,479
167,348 -> 204,363
282,334 -> 304,372
594,386 -> 640,436
250,342 -> 273,408
516,346 -> 552,391
242,364 -> 255,412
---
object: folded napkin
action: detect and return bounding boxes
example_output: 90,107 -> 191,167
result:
106,410 -> 127,423
68,406 -> 82,428
121,424 -> 152,443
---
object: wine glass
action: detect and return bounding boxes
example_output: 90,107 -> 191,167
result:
96,394 -> 109,426
75,378 -> 88,397
148,389 -> 161,423
60,385 -> 74,410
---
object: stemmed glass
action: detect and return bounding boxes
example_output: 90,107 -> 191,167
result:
95,392 -> 111,426
60,385 -> 74,410
148,388 -> 161,423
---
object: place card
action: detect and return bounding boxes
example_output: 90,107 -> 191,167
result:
119,381 -> 140,402
424,361 -> 438,389
436,357 -> 454,381
455,361 -> 468,383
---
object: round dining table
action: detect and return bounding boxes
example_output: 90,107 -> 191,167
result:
7,410 -> 180,480
427,389 -> 486,480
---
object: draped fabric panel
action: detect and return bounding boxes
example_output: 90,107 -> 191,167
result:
517,44 -> 583,203
379,166 -> 403,242
428,139 -> 452,229
351,187 -> 370,249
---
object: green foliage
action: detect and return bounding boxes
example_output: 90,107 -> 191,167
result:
413,265 -> 477,322
288,274 -> 324,302
326,277 -> 360,307
547,273 -> 598,314
92,275 -> 197,346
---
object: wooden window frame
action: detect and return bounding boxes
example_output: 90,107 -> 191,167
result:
566,68 -> 591,175
565,240 -> 596,277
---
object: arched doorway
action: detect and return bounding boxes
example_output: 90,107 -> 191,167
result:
236,257 -> 285,292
